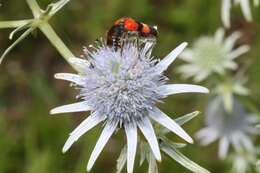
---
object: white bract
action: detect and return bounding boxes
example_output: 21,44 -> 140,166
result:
222,0 -> 259,28
214,74 -> 250,112
229,151 -> 259,173
196,96 -> 259,159
177,28 -> 249,82
51,41 -> 209,173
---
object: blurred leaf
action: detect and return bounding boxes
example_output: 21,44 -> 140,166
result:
161,144 -> 210,173
148,153 -> 158,173
116,145 -> 127,173
174,111 -> 200,126
257,160 -> 260,166
139,141 -> 147,166
161,111 -> 200,135
159,136 -> 187,149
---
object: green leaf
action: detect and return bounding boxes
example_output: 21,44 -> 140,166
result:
174,111 -> 200,126
160,111 -> 199,135
161,144 -> 210,173
139,142 -> 147,166
0,28 -> 34,64
160,136 -> 187,149
116,146 -> 127,173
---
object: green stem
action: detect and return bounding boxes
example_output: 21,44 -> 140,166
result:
26,0 -> 42,17
0,20 -> 33,29
1,0 -> 78,72
39,23 -> 78,71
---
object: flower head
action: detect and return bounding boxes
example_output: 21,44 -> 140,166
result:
196,96 -> 259,159
177,28 -> 250,82
51,40 -> 209,173
222,0 -> 259,28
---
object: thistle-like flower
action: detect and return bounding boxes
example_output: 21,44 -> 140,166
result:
221,0 -> 259,28
50,41 -> 209,173
177,28 -> 250,82
196,96 -> 259,159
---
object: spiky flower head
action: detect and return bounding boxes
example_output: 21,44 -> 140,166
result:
177,28 -> 250,82
196,96 -> 259,159
222,0 -> 259,28
51,40 -> 209,173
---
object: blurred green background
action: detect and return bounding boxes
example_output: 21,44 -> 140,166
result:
0,0 -> 260,173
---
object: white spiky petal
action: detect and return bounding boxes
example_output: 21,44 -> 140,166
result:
51,41 -> 208,172
221,0 -> 259,28
125,124 -> 137,173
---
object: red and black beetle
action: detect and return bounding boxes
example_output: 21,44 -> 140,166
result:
106,17 -> 158,50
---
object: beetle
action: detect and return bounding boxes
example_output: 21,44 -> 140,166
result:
106,17 -> 158,50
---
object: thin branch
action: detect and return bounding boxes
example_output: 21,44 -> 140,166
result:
0,20 -> 33,29
39,23 -> 78,71
26,0 -> 42,18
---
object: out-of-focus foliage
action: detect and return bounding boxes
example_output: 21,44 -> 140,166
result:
0,0 -> 259,173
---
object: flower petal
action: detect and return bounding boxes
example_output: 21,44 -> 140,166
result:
155,42 -> 188,74
221,0 -> 231,28
125,124 -> 138,173
62,113 -> 105,153
238,133 -> 254,152
195,127 -> 219,146
54,73 -> 85,86
159,84 -> 209,96
149,107 -> 193,144
50,101 -> 91,114
228,45 -> 250,59
224,31 -> 241,51
68,57 -> 90,74
231,133 -> 243,153
240,0 -> 252,21
193,70 -> 210,82
179,49 -> 194,62
223,61 -> 238,70
214,28 -> 225,44
218,137 -> 230,159
87,121 -> 118,171
177,64 -> 201,79
137,117 -> 161,161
